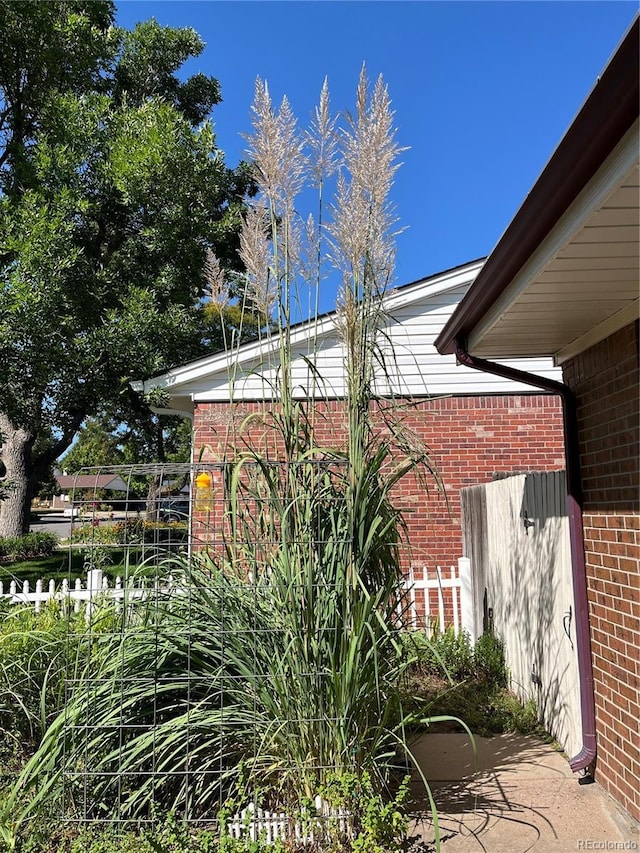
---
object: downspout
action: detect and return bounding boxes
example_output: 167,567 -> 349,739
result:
455,339 -> 597,778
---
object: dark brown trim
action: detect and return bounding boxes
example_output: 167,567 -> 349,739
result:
435,16 -> 639,356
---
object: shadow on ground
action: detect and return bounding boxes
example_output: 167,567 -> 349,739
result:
403,733 -> 639,853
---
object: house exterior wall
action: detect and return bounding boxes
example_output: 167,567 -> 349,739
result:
159,264 -> 563,407
184,288 -> 562,401
193,393 -> 565,625
562,320 -> 640,822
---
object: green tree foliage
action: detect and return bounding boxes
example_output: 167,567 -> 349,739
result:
58,413 -> 193,510
57,418 -> 125,473
60,413 -> 192,475
0,1 -> 255,536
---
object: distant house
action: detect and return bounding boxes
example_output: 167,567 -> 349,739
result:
52,473 -> 131,511
133,258 -> 566,603
436,17 -> 639,822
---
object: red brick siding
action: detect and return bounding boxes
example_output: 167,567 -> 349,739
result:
193,394 -> 565,623
562,321 -> 640,821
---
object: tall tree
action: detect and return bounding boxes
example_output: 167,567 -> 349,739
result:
0,2 -> 253,536
58,413 -> 193,511
57,417 -> 125,474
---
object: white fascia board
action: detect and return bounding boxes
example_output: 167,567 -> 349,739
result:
136,314 -> 338,395
383,259 -> 484,313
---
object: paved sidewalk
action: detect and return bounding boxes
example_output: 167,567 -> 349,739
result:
406,732 -> 639,852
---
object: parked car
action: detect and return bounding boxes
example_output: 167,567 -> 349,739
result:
157,498 -> 190,523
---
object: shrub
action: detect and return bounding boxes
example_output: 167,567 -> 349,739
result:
473,631 -> 508,687
0,603 -> 114,750
319,770 -> 411,853
403,627 -> 475,682
70,519 -> 187,547
403,628 -> 508,687
402,627 -> 545,739
488,692 -> 541,735
70,522 -> 129,545
0,533 -> 58,562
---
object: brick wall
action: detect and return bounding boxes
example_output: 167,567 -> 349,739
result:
562,321 -> 640,821
193,393 -> 565,623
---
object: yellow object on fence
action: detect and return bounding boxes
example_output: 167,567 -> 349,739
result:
194,471 -> 213,511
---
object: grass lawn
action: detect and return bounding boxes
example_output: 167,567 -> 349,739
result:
0,548 -> 156,587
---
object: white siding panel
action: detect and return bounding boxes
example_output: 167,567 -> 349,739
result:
557,240 -> 638,259
181,284 -> 561,402
189,342 -> 561,401
161,266 -> 563,403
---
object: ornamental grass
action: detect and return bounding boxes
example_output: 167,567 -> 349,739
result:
1,69 -> 458,851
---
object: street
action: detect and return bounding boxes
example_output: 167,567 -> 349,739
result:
30,512 -> 73,541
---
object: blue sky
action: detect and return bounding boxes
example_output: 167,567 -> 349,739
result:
116,1 -> 638,316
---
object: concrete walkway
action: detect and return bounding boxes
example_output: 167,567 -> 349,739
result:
406,732 -> 639,852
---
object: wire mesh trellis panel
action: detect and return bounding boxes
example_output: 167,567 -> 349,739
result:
60,462 -> 213,826
54,459 -> 409,840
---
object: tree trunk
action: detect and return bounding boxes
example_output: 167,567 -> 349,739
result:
145,420 -> 166,518
0,412 -> 35,538
146,476 -> 164,519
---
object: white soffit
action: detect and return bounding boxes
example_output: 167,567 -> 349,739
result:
468,120 -> 639,361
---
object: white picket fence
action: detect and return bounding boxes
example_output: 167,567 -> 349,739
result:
0,557 -> 475,639
0,569 -> 173,620
226,797 -> 350,844
402,558 -> 474,641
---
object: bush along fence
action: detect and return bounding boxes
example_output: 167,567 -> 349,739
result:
0,559 -> 475,637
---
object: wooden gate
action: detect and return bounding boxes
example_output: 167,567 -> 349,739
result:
461,471 -> 581,759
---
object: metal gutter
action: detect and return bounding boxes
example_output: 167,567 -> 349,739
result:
455,339 -> 597,777
435,15 -> 639,357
